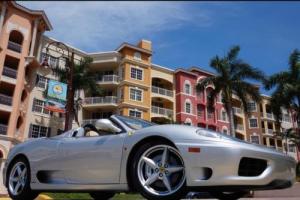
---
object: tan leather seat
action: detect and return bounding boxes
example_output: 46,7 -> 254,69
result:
85,131 -> 99,137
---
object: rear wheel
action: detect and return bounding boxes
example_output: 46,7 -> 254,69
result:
89,192 -> 115,200
131,142 -> 187,200
7,157 -> 39,200
209,191 -> 248,200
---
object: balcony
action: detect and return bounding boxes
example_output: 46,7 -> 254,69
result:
2,67 -> 17,79
0,94 -> 13,106
235,124 -> 244,131
151,106 -> 173,117
0,124 -> 8,135
97,75 -> 119,84
233,107 -> 243,115
83,96 -> 118,106
7,41 -> 22,53
152,86 -> 173,97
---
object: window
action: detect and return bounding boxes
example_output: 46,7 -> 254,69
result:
185,100 -> 192,114
263,137 -> 267,145
288,144 -> 296,153
223,129 -> 228,134
269,138 -> 275,147
130,67 -> 143,80
36,75 -> 48,89
32,98 -> 50,115
247,102 -> 257,112
221,110 -> 227,121
283,114 -> 291,123
130,88 -> 142,101
129,109 -> 142,118
133,52 -> 142,61
184,83 -> 191,94
249,118 -> 258,128
30,124 -> 50,138
184,118 -> 192,126
250,135 -> 260,144
197,105 -> 204,117
207,108 -> 214,119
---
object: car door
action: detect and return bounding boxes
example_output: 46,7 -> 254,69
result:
59,132 -> 127,184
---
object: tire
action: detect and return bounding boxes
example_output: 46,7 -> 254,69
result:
131,141 -> 187,200
209,191 -> 248,200
7,157 -> 39,200
89,192 -> 115,200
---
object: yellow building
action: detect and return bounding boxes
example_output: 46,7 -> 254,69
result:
81,40 -> 176,125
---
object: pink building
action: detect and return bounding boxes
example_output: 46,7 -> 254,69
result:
175,67 -> 230,134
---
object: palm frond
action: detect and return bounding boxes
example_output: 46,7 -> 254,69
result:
227,45 -> 240,62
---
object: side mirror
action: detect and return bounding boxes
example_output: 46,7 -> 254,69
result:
95,119 -> 121,133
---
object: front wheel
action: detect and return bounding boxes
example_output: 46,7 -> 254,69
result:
209,191 -> 248,200
131,142 -> 187,200
7,157 -> 39,200
89,192 -> 115,200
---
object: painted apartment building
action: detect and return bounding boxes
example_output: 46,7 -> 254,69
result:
0,1 -> 52,193
175,67 -> 230,134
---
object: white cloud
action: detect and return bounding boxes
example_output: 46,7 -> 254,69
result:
18,1 -> 213,52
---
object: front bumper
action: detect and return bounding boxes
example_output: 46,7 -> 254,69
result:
176,139 -> 296,189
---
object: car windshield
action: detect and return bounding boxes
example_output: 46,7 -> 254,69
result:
114,115 -> 155,130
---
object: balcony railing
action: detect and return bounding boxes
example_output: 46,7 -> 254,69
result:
2,67 -> 17,79
83,96 -> 118,105
0,124 -> 8,135
233,107 -> 243,115
266,113 -> 273,119
97,75 -> 119,83
81,119 -> 98,126
267,129 -> 273,134
0,94 -> 13,106
7,41 -> 22,53
151,106 -> 173,117
235,124 -> 244,131
152,86 -> 174,97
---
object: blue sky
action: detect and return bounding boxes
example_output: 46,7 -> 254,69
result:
20,1 -> 300,94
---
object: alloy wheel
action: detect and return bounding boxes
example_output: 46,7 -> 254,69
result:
137,145 -> 185,196
9,162 -> 27,196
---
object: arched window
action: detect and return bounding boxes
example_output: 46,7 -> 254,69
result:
184,80 -> 191,95
8,30 -> 23,53
184,118 -> 192,126
222,126 -> 228,135
220,108 -> 227,122
185,99 -> 192,114
133,52 -> 141,61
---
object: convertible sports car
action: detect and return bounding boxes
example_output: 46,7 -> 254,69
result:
3,115 -> 297,200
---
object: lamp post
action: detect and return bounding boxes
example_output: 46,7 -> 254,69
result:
41,41 -> 75,131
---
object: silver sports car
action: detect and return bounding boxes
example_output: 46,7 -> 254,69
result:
3,115 -> 297,200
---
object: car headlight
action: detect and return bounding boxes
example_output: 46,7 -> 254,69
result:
196,129 -> 219,138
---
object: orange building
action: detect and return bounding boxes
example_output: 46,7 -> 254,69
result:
0,1 -> 51,175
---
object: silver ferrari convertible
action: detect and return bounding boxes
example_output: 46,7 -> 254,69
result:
3,115 -> 297,200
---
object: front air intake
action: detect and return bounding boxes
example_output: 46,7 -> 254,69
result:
238,157 -> 267,177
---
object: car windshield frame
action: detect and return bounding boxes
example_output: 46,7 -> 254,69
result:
114,115 -> 155,130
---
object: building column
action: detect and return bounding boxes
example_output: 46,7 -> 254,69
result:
0,2 -> 7,34
29,18 -> 39,57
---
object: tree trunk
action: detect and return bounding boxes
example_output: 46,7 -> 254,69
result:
64,52 -> 75,131
227,104 -> 235,137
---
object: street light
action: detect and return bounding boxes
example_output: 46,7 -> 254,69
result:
40,41 -> 75,132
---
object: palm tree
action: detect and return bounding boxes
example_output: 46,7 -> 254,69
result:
196,46 -> 265,137
264,49 -> 300,151
53,57 -> 101,128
